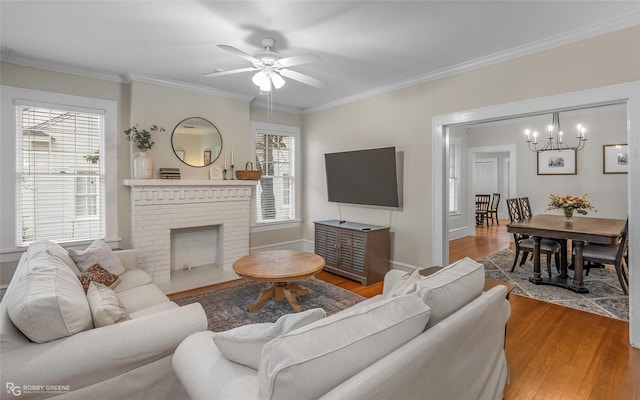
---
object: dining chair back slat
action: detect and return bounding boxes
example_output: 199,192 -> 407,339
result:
519,197 -> 533,220
475,194 -> 491,226
488,193 -> 501,225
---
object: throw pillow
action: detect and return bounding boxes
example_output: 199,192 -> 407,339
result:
415,256 -> 485,328
7,245 -> 93,343
385,268 -> 421,298
69,240 -> 126,275
258,294 -> 431,400
212,308 -> 326,369
87,282 -> 131,328
77,264 -> 121,293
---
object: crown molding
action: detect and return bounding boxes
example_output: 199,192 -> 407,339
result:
125,73 -> 254,103
303,11 -> 640,114
1,55 -> 125,83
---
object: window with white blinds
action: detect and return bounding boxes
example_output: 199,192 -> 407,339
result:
448,138 -> 460,213
16,105 -> 105,245
255,132 -> 296,223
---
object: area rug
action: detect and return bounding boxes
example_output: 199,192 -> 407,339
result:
478,248 -> 628,321
172,277 -> 366,331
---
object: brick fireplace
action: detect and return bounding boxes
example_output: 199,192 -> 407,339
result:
123,180 -> 257,285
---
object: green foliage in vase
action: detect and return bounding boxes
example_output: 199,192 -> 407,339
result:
124,124 -> 165,150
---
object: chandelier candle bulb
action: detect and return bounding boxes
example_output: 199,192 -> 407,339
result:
524,111 -> 587,153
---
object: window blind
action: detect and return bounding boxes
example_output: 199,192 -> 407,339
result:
255,132 -> 295,223
16,105 -> 105,245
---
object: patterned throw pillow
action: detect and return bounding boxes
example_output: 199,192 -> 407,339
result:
78,264 -> 121,293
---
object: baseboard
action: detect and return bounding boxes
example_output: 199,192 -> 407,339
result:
249,240 -> 306,252
449,226 -> 473,240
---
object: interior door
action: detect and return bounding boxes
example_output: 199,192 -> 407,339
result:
474,158 -> 498,196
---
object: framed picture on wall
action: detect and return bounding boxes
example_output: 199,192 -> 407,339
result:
537,149 -> 577,175
603,144 -> 628,174
204,150 -> 212,165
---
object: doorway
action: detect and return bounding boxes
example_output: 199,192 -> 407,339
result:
432,81 -> 639,347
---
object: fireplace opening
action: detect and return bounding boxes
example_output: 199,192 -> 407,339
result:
170,225 -> 222,271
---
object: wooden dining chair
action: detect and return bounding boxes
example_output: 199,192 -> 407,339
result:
518,197 -> 533,220
579,219 -> 629,294
487,193 -> 500,225
506,198 -> 561,276
475,194 -> 491,226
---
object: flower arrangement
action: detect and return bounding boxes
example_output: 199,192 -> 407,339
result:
546,193 -> 597,220
124,124 -> 165,151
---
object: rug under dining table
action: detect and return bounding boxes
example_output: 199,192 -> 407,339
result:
478,248 -> 628,321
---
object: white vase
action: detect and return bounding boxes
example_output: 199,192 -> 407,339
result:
133,151 -> 154,179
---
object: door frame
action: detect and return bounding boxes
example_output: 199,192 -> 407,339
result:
468,145 -> 516,234
431,81 -> 640,347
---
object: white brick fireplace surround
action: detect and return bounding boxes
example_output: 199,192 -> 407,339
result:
123,180 -> 257,287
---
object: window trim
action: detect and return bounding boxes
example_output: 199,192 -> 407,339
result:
249,121 -> 301,232
1,86 -> 118,255
448,136 -> 461,215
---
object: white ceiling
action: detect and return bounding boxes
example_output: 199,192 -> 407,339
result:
1,1 -> 639,113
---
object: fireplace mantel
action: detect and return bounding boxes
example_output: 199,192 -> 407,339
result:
123,179 -> 258,187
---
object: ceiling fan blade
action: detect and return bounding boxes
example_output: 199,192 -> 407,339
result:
280,69 -> 325,88
277,53 -> 321,68
218,44 -> 262,64
202,67 -> 258,78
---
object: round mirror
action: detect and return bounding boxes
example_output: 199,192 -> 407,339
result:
171,117 -> 222,167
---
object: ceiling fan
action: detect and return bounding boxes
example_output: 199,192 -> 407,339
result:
203,37 -> 324,92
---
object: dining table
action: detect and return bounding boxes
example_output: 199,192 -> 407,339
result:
506,214 -> 626,293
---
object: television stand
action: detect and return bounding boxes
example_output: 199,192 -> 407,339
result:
314,220 -> 390,285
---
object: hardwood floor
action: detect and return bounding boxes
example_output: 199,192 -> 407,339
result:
318,219 -> 640,399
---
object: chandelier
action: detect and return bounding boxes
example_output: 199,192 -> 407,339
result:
524,111 -> 587,152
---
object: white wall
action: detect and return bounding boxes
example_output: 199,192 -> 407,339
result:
303,26 -> 640,269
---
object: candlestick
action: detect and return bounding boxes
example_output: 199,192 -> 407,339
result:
224,153 -> 227,169
231,151 -> 234,165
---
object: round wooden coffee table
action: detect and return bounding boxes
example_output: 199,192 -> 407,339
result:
232,250 -> 326,312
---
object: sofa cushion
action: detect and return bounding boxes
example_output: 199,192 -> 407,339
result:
69,239 -> 126,275
87,282 -> 131,327
78,264 -> 121,293
213,308 -> 326,370
25,239 -> 81,274
415,256 -> 485,328
6,245 -> 93,343
258,294 -> 431,400
117,284 -> 170,313
113,268 -> 154,293
129,301 -> 179,319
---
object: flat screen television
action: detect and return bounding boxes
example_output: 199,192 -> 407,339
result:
324,147 -> 399,208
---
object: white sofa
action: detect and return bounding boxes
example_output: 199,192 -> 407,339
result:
0,240 -> 207,400
173,257 -> 511,400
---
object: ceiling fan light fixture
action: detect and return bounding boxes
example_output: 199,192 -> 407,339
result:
252,70 -> 268,87
270,72 -> 285,89
259,75 -> 272,92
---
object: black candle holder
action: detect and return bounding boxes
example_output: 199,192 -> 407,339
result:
230,164 -> 235,180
